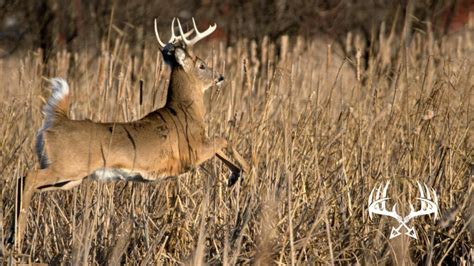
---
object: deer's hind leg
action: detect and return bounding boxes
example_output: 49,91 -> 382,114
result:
15,168 -> 84,248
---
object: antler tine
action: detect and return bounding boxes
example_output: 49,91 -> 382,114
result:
154,18 -> 166,48
417,181 -> 427,209
170,18 -> 195,44
368,187 -> 375,205
431,188 -> 439,219
171,18 -> 195,41
177,17 -> 216,47
368,187 -> 376,219
424,183 -> 431,200
169,17 -> 177,44
176,18 -> 188,45
381,181 -> 390,209
368,182 -> 403,221
179,28 -> 195,40
154,18 -> 194,49
404,182 -> 439,222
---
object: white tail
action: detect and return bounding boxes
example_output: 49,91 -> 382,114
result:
36,78 -> 70,168
43,78 -> 69,118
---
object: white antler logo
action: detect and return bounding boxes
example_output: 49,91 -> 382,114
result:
368,181 -> 438,239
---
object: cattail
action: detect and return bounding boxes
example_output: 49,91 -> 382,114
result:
356,48 -> 362,82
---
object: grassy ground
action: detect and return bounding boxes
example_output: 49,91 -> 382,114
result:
0,26 -> 472,264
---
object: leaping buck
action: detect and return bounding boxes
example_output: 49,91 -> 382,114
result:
13,18 -> 248,248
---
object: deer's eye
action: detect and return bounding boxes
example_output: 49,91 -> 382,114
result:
199,63 -> 206,70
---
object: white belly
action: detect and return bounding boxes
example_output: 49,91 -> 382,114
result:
91,168 -> 152,182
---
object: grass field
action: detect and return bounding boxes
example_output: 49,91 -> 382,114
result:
0,24 -> 473,264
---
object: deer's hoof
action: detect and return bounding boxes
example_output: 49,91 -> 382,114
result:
227,170 -> 241,187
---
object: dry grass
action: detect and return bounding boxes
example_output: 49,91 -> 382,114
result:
0,25 -> 473,264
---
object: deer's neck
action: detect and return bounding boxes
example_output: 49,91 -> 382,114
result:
165,75 -> 206,121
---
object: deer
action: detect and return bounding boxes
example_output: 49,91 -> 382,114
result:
12,17 -> 248,248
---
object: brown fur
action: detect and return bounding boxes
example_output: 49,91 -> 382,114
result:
54,93 -> 69,117
15,32 -> 245,247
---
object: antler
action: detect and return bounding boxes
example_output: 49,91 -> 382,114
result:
404,181 -> 438,223
176,17 -> 217,47
368,181 -> 438,239
368,181 -> 403,222
154,18 -> 194,48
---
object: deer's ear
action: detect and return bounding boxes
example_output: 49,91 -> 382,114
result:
175,48 -> 187,67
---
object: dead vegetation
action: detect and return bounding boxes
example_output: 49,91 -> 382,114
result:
0,16 -> 473,265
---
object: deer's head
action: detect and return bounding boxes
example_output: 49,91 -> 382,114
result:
155,18 -> 224,95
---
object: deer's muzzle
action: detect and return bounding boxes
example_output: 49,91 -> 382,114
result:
215,75 -> 224,87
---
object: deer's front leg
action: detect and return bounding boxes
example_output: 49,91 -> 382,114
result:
195,137 -> 227,165
195,137 -> 247,186
216,151 -> 242,186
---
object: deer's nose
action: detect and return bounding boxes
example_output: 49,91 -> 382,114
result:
215,75 -> 225,86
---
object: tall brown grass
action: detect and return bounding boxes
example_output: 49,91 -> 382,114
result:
0,23 -> 472,264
